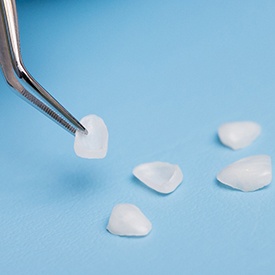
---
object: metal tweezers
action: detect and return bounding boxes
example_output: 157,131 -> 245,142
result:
0,0 -> 87,135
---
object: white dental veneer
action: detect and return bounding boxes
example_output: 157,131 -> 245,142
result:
107,204 -> 152,237
74,114 -> 108,159
133,161 -> 183,194
218,121 -> 261,150
217,155 -> 272,192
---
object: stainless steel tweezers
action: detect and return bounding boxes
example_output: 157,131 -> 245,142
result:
0,0 -> 87,135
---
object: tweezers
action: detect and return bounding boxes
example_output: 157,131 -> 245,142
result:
0,0 -> 87,135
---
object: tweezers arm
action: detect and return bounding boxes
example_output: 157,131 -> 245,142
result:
0,0 -> 87,134
1,0 -> 22,75
0,4 -> 77,134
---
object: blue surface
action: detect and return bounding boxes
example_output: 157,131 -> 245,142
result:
1,0 -> 275,274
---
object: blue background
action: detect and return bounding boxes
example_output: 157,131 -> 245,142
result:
1,0 -> 275,274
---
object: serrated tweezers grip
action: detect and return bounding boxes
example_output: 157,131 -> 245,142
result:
21,88 -> 76,134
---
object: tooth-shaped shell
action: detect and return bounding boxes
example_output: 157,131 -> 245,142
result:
218,121 -> 261,150
106,204 -> 152,237
133,162 -> 183,194
74,114 -> 108,159
217,155 -> 272,191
